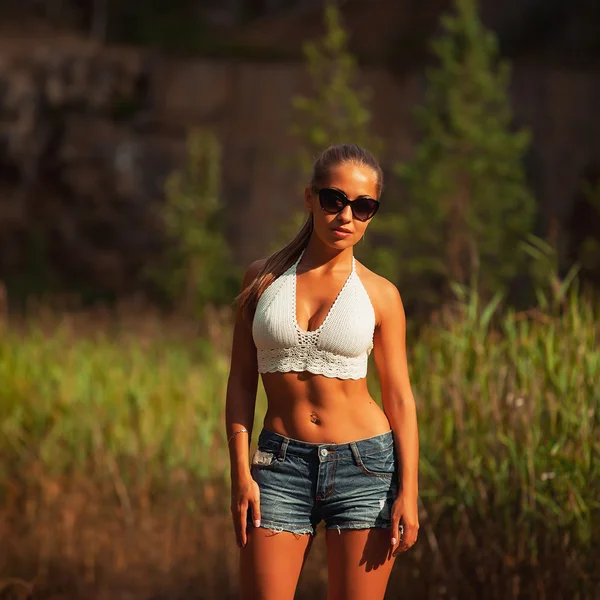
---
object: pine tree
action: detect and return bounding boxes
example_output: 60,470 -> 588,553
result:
145,129 -> 239,316
397,0 -> 535,301
290,1 -> 382,174
279,1 -> 383,249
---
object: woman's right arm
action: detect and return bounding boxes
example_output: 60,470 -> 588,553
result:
225,259 -> 265,547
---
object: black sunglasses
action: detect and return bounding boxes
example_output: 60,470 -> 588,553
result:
315,187 -> 380,222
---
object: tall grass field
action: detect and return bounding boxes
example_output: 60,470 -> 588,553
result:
0,291 -> 598,599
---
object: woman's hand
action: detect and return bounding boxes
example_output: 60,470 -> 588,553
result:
390,493 -> 419,556
231,475 -> 261,547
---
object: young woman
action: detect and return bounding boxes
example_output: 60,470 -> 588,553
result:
225,144 -> 419,600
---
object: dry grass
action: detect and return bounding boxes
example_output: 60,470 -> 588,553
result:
0,290 -> 599,598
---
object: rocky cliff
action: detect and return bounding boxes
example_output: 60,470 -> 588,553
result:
0,29 -> 598,301
0,34 -> 185,298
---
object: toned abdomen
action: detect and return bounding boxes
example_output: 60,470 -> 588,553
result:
260,371 -> 391,444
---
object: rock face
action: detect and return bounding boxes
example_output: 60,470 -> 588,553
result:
0,578 -> 33,600
0,36 -> 185,298
0,34 -> 421,300
0,31 -> 599,300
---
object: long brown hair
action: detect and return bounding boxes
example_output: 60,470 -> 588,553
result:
235,143 -> 383,319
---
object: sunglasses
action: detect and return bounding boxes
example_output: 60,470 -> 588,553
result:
315,187 -> 380,222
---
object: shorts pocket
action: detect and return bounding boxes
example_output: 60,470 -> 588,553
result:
251,448 -> 277,468
355,445 -> 396,478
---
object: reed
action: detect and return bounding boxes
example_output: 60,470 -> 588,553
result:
0,289 -> 597,596
400,287 -> 600,594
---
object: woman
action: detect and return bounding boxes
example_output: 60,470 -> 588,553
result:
225,144 -> 419,600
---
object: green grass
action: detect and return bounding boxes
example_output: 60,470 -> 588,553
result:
411,287 -> 599,573
0,289 -> 598,592
0,320 -> 232,487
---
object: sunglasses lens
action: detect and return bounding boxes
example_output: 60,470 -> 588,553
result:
352,198 -> 379,221
318,188 -> 379,221
319,188 -> 346,214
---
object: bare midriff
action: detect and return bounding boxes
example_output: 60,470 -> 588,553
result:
260,371 -> 391,444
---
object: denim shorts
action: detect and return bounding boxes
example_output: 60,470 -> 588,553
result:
248,428 -> 399,536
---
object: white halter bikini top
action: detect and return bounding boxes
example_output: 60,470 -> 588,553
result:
252,248 -> 376,380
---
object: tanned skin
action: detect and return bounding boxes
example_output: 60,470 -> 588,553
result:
226,163 -> 419,600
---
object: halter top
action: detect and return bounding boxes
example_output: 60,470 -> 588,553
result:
252,249 -> 376,379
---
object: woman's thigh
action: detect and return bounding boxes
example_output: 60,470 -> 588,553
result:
326,528 -> 396,600
240,528 -> 314,600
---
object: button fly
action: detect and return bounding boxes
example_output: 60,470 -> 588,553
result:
320,448 -> 328,457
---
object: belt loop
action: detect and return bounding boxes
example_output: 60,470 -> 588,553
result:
349,441 -> 362,467
277,437 -> 289,461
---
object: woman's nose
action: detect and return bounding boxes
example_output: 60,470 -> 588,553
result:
338,204 -> 353,222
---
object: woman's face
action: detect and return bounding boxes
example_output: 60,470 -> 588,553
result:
304,162 -> 379,250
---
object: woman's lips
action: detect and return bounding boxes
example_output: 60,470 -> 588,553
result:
332,227 -> 352,239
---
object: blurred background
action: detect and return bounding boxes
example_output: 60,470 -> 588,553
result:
0,1 -> 598,598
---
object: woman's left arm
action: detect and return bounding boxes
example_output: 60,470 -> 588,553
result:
372,278 -> 419,554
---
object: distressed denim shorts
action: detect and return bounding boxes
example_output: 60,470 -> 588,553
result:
248,428 -> 399,536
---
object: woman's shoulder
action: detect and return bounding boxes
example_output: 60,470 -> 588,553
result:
355,260 -> 401,299
241,257 -> 268,288
355,260 -> 404,324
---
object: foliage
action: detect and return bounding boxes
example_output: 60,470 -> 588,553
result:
382,0 -> 535,309
406,284 -> 600,594
279,1 -> 384,250
1,283 -> 598,594
573,177 -> 600,280
290,1 -> 383,175
0,320 -> 230,484
144,129 -> 239,317
520,233 -> 581,312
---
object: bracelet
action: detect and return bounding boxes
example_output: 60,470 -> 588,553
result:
227,428 -> 249,445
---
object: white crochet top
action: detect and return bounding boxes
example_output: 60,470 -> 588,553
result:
252,249 -> 376,380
